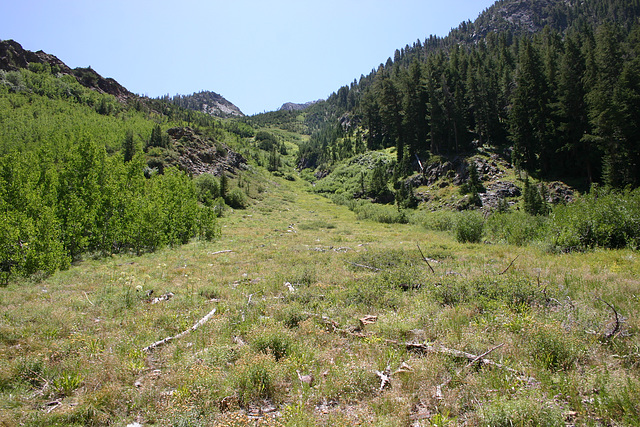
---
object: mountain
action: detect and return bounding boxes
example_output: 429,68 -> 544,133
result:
297,0 -> 640,191
0,39 -> 133,102
161,91 -> 244,118
279,100 -> 321,111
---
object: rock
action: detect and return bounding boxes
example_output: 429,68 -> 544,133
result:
164,127 -> 247,176
546,181 -> 576,204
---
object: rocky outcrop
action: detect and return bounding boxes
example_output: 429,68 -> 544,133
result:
165,91 -> 244,118
166,127 -> 247,176
279,100 -> 321,111
0,39 -> 133,102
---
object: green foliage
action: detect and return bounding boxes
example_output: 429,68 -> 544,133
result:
547,187 -> 640,250
523,179 -> 550,216
194,173 -> 220,206
480,395 -> 565,427
224,188 -> 249,209
455,210 -> 484,243
252,333 -> 292,362
485,211 -> 547,245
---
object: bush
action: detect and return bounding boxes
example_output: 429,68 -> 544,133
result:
547,187 -> 640,250
353,202 -> 408,224
455,211 -> 484,243
194,173 -> 220,206
485,211 -> 546,245
252,333 -> 292,361
224,188 -> 248,209
412,210 -> 457,231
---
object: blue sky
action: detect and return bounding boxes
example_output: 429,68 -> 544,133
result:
2,0 -> 496,115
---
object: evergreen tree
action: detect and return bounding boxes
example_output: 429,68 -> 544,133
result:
123,129 -> 135,163
510,39 -> 552,174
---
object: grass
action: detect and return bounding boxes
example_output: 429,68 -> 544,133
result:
1,173 -> 639,426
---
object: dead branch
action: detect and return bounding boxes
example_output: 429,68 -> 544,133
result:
597,297 -> 621,339
208,250 -> 233,256
499,254 -> 520,275
436,343 -> 506,392
143,307 -> 217,353
83,291 -> 94,306
462,343 -> 505,370
416,243 -> 435,274
396,341 -> 532,382
347,262 -> 381,272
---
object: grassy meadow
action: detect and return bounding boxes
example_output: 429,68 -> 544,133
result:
1,174 -> 639,426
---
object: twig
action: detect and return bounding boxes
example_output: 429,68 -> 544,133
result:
499,254 -> 520,275
596,297 -> 621,339
437,343 -> 506,392
83,291 -> 94,306
347,262 -> 381,272
143,307 -> 217,353
416,243 -> 435,274
462,343 -> 505,370
209,250 -> 233,256
398,341 -> 531,382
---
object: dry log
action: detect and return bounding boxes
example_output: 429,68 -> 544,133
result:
143,307 -> 217,353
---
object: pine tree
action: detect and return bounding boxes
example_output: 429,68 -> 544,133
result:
510,39 -> 551,174
123,129 -> 135,163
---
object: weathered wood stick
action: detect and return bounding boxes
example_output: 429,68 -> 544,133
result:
143,307 -> 217,353
499,254 -> 520,275
417,243 -> 435,274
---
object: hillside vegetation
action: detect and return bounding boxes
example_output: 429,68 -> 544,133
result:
1,0 -> 640,425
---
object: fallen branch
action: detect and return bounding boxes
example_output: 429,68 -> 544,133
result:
209,250 -> 233,256
499,254 -> 520,275
83,291 -> 94,306
416,243 -> 435,274
396,341 -> 532,382
597,297 -> 621,339
143,307 -> 217,353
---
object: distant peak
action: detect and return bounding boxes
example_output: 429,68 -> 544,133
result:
279,100 -> 321,111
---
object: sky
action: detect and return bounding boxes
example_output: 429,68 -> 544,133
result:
1,0 -> 496,115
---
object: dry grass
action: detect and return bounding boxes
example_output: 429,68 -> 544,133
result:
1,174 -> 639,426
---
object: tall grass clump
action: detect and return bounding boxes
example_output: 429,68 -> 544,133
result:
479,395 -> 565,426
547,187 -> 640,251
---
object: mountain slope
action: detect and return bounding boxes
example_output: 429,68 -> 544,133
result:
296,0 -> 640,193
0,39 -> 133,102
161,90 -> 244,118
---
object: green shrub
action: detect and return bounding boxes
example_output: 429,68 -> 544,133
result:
547,187 -> 640,250
455,211 -> 484,243
235,355 -> 280,405
412,209 -> 457,231
224,188 -> 248,209
528,324 -> 583,371
194,173 -> 220,206
485,211 -> 546,245
353,201 -> 408,224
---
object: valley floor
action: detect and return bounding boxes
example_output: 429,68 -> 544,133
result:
1,177 -> 639,426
